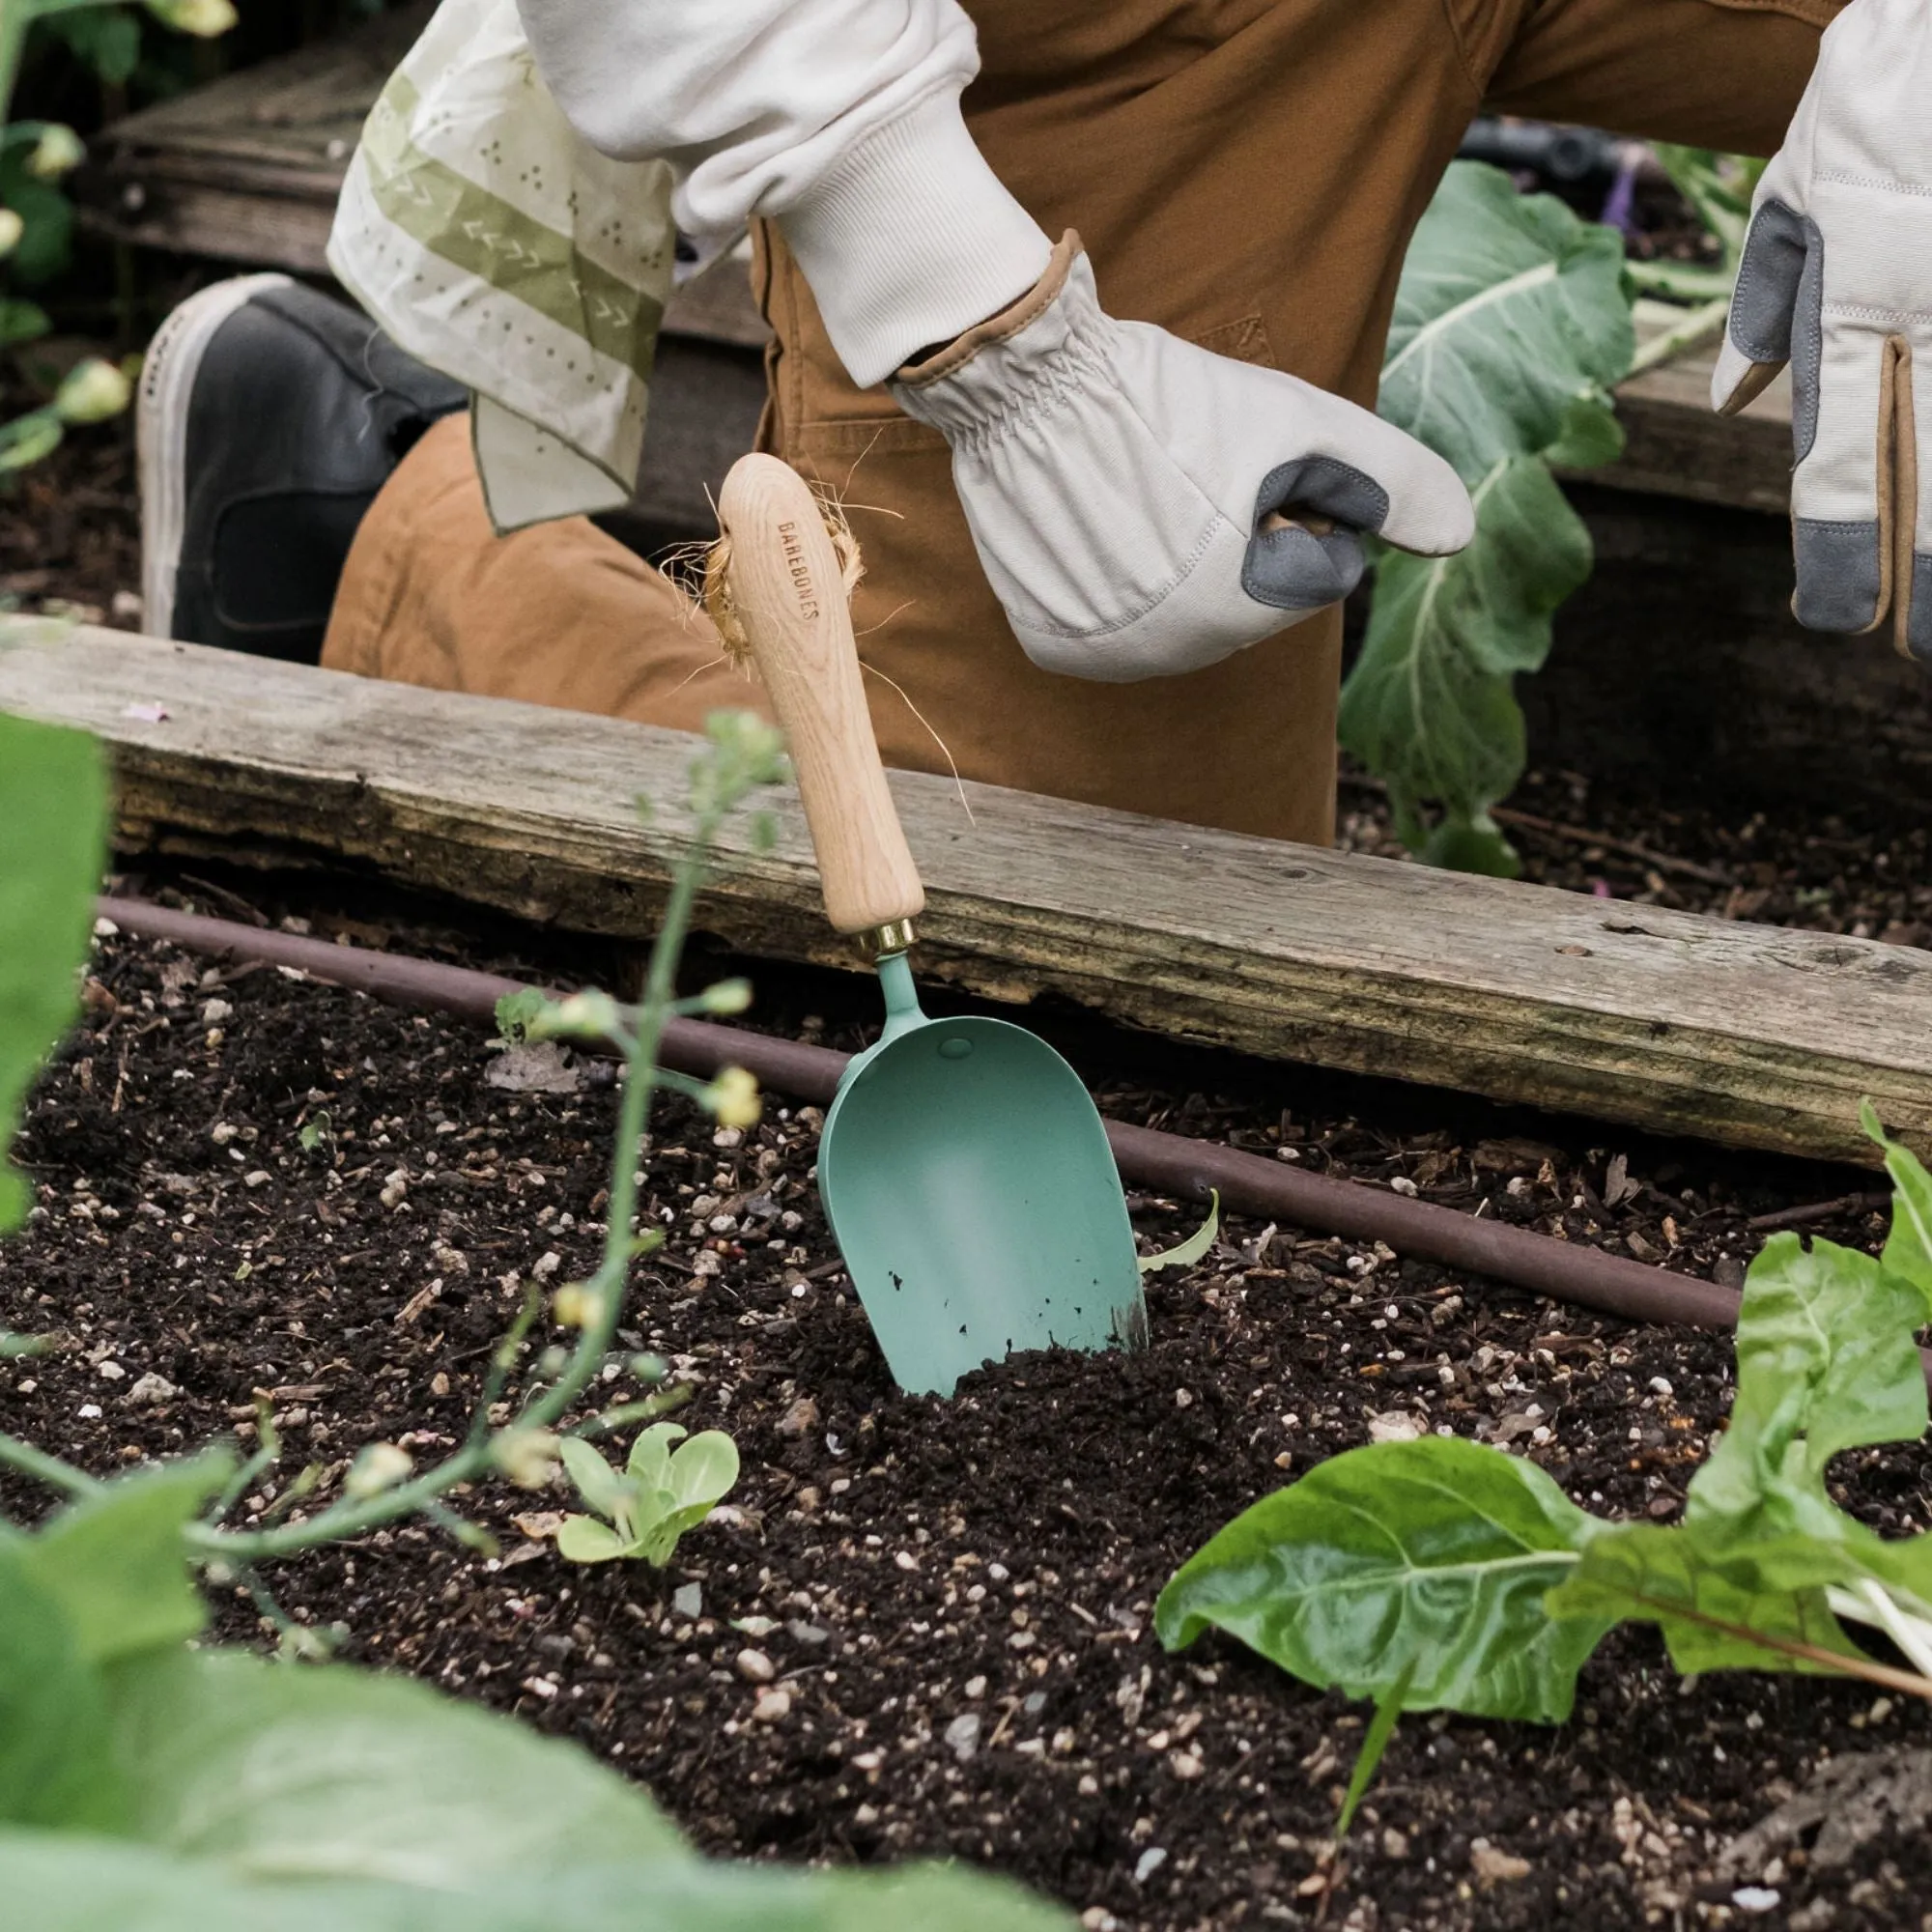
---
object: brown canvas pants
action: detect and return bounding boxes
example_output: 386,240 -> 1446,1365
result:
323,0 -> 1842,845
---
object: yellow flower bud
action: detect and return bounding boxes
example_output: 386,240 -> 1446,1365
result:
698,978 -> 753,1016
27,128 -> 85,182
344,1442 -> 413,1499
553,1282 -> 605,1329
492,1427 -> 561,1491
148,0 -> 239,37
54,357 -> 133,427
704,1065 -> 761,1130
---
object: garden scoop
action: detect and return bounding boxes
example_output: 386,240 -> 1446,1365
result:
718,452 -> 1147,1397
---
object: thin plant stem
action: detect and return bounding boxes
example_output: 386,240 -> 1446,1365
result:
1627,297 -> 1732,379
1622,1588 -> 1932,1703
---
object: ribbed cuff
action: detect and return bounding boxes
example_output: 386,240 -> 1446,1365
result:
778,86 -> 1053,389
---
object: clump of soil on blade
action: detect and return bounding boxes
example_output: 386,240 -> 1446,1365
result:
2,905 -> 1928,1932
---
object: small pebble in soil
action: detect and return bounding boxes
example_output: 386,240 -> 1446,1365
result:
751,1689 -> 790,1723
734,1649 -> 775,1684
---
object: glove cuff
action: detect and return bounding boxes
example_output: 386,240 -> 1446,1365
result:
778,87 -> 1053,390
894,230 -> 1082,385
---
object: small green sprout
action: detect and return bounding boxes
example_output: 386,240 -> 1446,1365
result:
557,1422 -> 739,1566
492,988 -> 548,1043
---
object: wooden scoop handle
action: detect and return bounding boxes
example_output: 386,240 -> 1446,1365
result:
719,453 -> 925,942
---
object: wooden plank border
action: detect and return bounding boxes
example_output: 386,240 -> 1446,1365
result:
6,628 -> 1928,1167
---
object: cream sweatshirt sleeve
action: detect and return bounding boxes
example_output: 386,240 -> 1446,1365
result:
513,0 -> 1053,386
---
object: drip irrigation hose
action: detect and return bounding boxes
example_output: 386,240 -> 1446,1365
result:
100,895 -> 1746,1336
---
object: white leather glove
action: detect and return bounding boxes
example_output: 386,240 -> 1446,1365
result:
1713,0 -> 1932,664
891,234 -> 1475,683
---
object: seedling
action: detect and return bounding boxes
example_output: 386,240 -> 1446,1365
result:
557,1423 -> 741,1566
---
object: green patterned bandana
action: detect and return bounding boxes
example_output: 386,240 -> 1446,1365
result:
328,0 -> 677,532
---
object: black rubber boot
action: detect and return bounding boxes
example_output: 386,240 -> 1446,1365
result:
137,275 -> 466,662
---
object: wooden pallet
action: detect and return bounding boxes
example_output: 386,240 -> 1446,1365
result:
2,627 -> 1925,1168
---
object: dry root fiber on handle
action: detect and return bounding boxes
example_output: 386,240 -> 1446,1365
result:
699,487 -> 867,665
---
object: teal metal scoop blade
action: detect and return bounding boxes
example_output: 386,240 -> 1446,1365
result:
820,954 -> 1147,1396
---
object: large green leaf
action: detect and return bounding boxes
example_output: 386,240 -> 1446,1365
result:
0,1542 -> 125,1831
21,1455 -> 230,1664
1352,162 -> 1634,872
105,1649 -> 690,1887
1154,1436 -> 1609,1721
1340,455 -> 1593,875
0,713 -> 108,1232
0,1834 -> 1075,1932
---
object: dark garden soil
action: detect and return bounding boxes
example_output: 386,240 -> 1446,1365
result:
0,370 -> 144,632
2,882 -> 1929,1932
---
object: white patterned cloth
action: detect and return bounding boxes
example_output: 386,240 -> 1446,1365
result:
327,0 -> 679,531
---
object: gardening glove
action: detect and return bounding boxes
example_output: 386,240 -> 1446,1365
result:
1712,0 -> 1932,663
890,233 -> 1475,683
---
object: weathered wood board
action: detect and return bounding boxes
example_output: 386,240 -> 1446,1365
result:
3,628 -> 1927,1168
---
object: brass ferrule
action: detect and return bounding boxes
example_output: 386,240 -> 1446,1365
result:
859,918 -> 917,959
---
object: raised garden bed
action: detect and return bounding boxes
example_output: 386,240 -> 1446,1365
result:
4,877 -> 1929,1930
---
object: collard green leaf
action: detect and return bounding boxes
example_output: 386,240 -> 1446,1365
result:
1352,161 -> 1634,872
20,1454 -> 231,1663
105,1648 -> 689,1886
556,1515 -> 630,1563
1547,1518 -> 1865,1679
664,1430 -> 739,1512
0,1541 -> 125,1831
1378,166 -> 1633,482
627,1420 -> 685,1494
1154,1436 -> 1608,1721
0,714 -> 107,1232
1341,456 -> 1593,874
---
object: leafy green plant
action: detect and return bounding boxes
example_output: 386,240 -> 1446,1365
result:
1355,161 -> 1635,876
1157,1111 -> 1932,1823
557,1423 -> 741,1566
